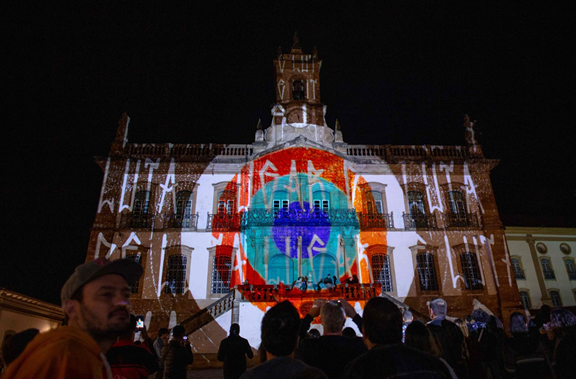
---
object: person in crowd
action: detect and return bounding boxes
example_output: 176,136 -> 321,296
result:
1,329 -> 39,369
547,308 -> 576,379
308,329 -> 321,338
323,274 -> 334,290
467,308 -> 502,379
153,328 -> 170,379
332,275 -> 339,286
453,318 -> 470,363
298,299 -> 366,379
341,297 -> 451,378
106,314 -> 159,378
342,327 -> 356,338
405,321 -> 458,379
502,312 -> 553,379
402,310 -> 413,343
2,257 -> 143,379
161,324 -> 194,379
240,300 -> 326,379
427,298 -> 468,379
218,323 -> 254,379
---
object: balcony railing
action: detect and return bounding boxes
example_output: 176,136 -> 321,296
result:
403,213 -> 437,230
120,213 -> 154,228
242,208 -> 359,228
163,213 -> 199,229
357,212 -> 394,229
206,213 -> 243,231
443,212 -> 480,228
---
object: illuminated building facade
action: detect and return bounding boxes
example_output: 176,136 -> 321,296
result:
86,39 -> 521,354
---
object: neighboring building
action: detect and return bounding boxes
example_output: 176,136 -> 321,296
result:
0,288 -> 64,352
506,227 -> 576,310
86,38 -> 521,354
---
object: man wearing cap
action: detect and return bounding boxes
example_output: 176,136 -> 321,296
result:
2,257 -> 143,379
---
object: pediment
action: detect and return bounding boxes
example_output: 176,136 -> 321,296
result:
252,135 -> 345,160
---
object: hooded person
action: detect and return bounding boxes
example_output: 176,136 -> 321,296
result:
2,257 -> 143,379
217,323 -> 254,379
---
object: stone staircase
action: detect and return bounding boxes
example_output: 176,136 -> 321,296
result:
181,291 -> 235,335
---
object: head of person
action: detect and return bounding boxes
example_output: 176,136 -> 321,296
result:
172,325 -> 186,342
61,257 -> 143,343
308,329 -> 321,338
403,310 -> 413,323
454,318 -> 470,338
261,300 -> 300,357
549,308 -> 576,329
362,297 -> 402,348
230,323 -> 240,336
428,298 -> 447,319
320,300 -> 346,335
1,329 -> 39,367
471,309 -> 490,324
404,321 -> 441,357
158,328 -> 170,344
342,327 -> 356,338
509,312 -> 528,334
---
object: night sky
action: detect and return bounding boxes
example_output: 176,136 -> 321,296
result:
2,2 -> 574,306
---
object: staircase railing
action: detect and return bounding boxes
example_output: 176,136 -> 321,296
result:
181,291 -> 235,335
380,293 -> 430,322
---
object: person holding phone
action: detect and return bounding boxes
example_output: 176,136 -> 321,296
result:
161,325 -> 194,379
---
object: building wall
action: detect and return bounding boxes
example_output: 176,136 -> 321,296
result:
506,227 -> 576,309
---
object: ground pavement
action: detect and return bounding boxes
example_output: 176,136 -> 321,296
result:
187,368 -> 224,379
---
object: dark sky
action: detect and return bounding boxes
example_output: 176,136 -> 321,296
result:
2,2 -> 574,305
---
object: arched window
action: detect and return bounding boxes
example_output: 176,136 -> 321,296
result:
269,254 -> 294,285
176,191 -> 193,227
511,258 -> 525,279
408,191 -> 425,215
549,290 -> 562,307
416,252 -> 439,291
372,254 -> 393,292
273,190 -> 289,214
313,191 -> 330,212
519,291 -> 531,309
133,190 -> 151,214
564,258 -> 576,280
448,191 -> 466,217
211,255 -> 232,294
367,191 -> 384,214
292,79 -> 305,100
541,258 -> 555,280
460,252 -> 483,290
165,255 -> 186,294
125,253 -> 142,294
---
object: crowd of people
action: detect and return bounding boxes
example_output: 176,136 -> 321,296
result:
1,257 -> 575,379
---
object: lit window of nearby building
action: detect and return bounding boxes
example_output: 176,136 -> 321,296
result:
460,252 -> 483,290
541,258 -> 555,280
211,255 -> 232,294
511,258 -> 525,279
416,252 -> 438,291
125,254 -> 142,294
519,291 -> 531,310
165,255 -> 186,294
372,254 -> 393,292
564,258 -> 576,280
549,290 -> 562,307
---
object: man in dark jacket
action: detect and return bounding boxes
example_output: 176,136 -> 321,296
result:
298,299 -> 366,379
161,325 -> 194,379
218,323 -> 254,379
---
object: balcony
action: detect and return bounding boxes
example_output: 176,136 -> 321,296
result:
242,208 -> 359,228
357,212 -> 394,230
120,213 -> 154,229
163,213 -> 199,230
443,212 -> 480,229
206,213 -> 243,231
403,213 -> 437,230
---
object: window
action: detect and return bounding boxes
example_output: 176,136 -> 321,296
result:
367,191 -> 384,214
519,291 -> 531,309
273,191 -> 289,214
175,190 -> 193,227
372,254 -> 393,292
460,252 -> 483,290
564,258 -> 576,280
165,255 -> 186,294
511,258 -> 525,279
408,191 -> 425,215
416,252 -> 439,291
125,254 -> 142,293
549,290 -> 562,307
211,255 -> 232,294
292,79 -> 305,100
448,191 -> 466,217
218,200 -> 235,214
541,258 -> 555,280
133,190 -> 151,214
313,191 -> 330,212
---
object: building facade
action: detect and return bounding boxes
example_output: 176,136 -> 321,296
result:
506,227 -> 576,311
86,40 -> 521,353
